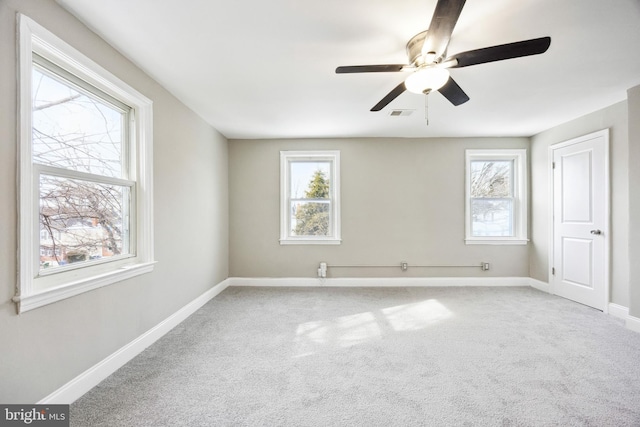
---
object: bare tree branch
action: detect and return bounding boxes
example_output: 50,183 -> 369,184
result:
34,94 -> 82,111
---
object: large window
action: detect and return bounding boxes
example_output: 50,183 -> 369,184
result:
465,149 -> 527,245
280,151 -> 341,244
16,15 -> 154,312
34,56 -> 133,269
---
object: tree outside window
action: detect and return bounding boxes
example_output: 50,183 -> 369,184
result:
32,57 -> 131,271
280,151 -> 341,244
293,168 -> 330,236
465,149 -> 527,245
469,160 -> 514,237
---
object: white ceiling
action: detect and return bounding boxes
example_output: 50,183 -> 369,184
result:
57,0 -> 640,140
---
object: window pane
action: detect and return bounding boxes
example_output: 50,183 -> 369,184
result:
470,160 -> 512,198
291,201 -> 330,236
32,64 -> 126,178
39,175 -> 130,270
290,161 -> 331,199
471,198 -> 513,237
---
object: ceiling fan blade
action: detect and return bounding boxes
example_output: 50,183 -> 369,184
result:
336,65 -> 407,74
438,76 -> 469,106
422,0 -> 466,59
371,82 -> 407,111
446,37 -> 551,68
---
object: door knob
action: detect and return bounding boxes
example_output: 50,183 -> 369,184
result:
590,229 -> 602,235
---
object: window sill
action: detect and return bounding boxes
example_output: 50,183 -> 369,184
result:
280,239 -> 342,245
465,239 -> 529,246
13,261 -> 156,314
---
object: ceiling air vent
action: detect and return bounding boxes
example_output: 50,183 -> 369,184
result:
389,109 -> 414,117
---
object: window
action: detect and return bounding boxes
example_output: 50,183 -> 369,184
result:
16,15 -> 154,313
280,151 -> 341,244
465,149 -> 527,245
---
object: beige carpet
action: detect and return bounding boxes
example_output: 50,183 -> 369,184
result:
71,286 -> 640,426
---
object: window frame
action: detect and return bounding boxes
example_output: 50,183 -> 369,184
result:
15,14 -> 155,313
280,150 -> 341,245
465,149 -> 528,245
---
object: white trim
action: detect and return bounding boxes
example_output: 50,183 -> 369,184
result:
522,281 -> 637,331
38,279 -> 231,404
604,305 -> 640,334
227,276 -> 532,287
13,262 -> 156,312
529,278 -> 550,293
464,149 -> 528,244
607,304 -> 640,334
626,314 -> 640,334
16,14 -> 154,313
608,303 -> 629,320
279,238 -> 342,245
36,164 -> 135,187
35,276 -> 640,404
230,277 -> 640,335
465,239 -> 528,245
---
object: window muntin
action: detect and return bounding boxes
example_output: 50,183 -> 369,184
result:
280,151 -> 340,244
17,15 -> 154,312
465,149 -> 527,245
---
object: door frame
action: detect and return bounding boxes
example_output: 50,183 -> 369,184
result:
548,129 -> 610,312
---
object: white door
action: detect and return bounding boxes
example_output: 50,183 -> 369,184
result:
551,130 -> 609,310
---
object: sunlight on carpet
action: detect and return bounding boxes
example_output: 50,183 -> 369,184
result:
294,299 -> 452,357
70,287 -> 640,427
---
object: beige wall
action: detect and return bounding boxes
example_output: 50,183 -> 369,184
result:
529,102 -> 629,306
0,0 -> 229,402
628,85 -> 640,317
229,137 -> 530,278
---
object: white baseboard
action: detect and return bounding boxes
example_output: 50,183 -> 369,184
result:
627,314 -> 640,333
611,306 -> 640,334
38,275 -> 640,404
608,303 -> 629,320
38,278 -> 231,404
528,278 -> 550,293
607,305 -> 640,335
230,277 -> 640,335
527,283 -> 637,332
228,276 -> 532,287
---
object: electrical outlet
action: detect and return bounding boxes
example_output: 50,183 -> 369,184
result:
318,262 -> 328,278
401,262 -> 408,271
482,262 -> 490,271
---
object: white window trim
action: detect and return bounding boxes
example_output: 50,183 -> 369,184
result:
14,15 -> 155,313
280,150 -> 341,245
465,149 -> 528,245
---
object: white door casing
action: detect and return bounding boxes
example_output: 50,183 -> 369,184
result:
549,129 -> 609,311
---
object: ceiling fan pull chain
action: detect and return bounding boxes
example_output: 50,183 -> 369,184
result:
424,93 -> 430,126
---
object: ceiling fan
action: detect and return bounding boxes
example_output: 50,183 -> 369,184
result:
336,0 -> 551,111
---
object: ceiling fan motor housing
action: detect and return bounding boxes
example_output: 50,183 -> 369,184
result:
407,31 -> 442,66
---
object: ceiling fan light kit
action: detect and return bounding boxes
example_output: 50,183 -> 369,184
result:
335,0 -> 551,112
405,67 -> 450,94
